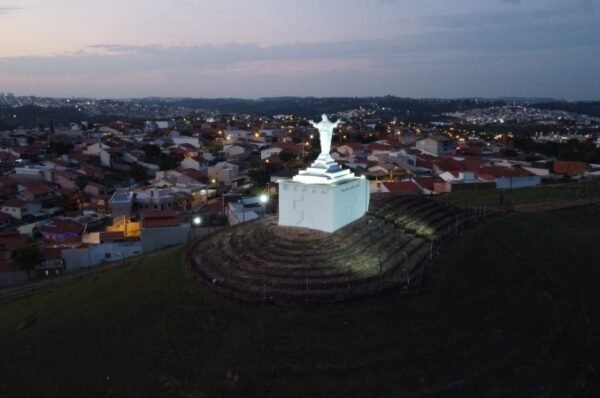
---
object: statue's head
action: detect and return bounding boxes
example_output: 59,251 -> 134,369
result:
321,113 -> 329,121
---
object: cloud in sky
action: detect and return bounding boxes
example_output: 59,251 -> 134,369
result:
0,1 -> 599,99
0,5 -> 20,16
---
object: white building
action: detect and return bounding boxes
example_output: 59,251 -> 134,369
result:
173,136 -> 202,149
261,147 -> 283,160
208,162 -> 239,185
416,136 -> 457,157
223,144 -> 247,159
227,197 -> 266,225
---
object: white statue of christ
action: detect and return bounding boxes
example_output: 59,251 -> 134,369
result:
309,114 -> 343,157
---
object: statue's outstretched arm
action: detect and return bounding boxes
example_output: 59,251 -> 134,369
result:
309,120 -> 319,128
333,120 -> 343,128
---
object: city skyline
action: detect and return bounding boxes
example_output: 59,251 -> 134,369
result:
1,0 -> 599,99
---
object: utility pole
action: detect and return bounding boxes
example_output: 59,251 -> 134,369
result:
378,258 -> 384,292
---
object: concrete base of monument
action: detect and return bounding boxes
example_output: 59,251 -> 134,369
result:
278,176 -> 370,233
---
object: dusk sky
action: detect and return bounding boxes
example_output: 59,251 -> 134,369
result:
1,0 -> 599,99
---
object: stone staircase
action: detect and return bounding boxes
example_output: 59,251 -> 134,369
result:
191,195 -> 473,304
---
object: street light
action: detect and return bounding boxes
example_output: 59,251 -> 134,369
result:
191,215 -> 202,241
259,194 -> 269,217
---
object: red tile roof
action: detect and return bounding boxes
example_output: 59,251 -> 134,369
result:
40,219 -> 85,236
0,176 -> 18,186
368,143 -> 393,152
142,210 -> 178,219
384,139 -> 407,149
552,160 -> 588,175
478,166 -> 532,178
435,157 -> 462,172
142,218 -> 181,228
462,158 -> 485,171
21,182 -> 53,196
69,153 -> 96,163
460,146 -> 482,156
2,199 -> 28,208
272,142 -> 303,153
179,168 -> 205,180
50,159 -> 69,167
416,158 -> 434,170
341,142 -> 364,150
179,143 -> 197,151
381,181 -> 421,194
413,176 -> 445,191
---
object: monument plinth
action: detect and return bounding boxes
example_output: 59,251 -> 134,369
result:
278,114 -> 369,233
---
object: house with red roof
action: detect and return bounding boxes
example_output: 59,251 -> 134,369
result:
552,160 -> 588,176
433,157 -> 463,175
180,153 -> 211,171
83,181 -> 109,198
141,210 -> 190,253
336,143 -> 365,157
46,169 -> 79,191
38,218 -> 85,244
18,182 -> 56,202
1,199 -> 34,221
416,136 -> 457,156
478,166 -> 541,189
412,176 -> 446,195
383,139 -> 408,149
67,153 -> 97,165
367,143 -> 394,155
371,181 -> 422,194
434,179 -> 496,194
0,176 -> 19,193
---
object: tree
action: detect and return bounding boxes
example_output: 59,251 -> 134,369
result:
75,175 -> 89,192
141,144 -> 161,161
13,245 -> 44,280
247,161 -> 283,188
278,150 -> 295,163
502,149 -> 519,158
159,154 -> 181,171
48,141 -> 74,156
129,163 -> 148,183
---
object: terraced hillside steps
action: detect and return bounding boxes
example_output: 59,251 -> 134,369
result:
191,195 -> 474,304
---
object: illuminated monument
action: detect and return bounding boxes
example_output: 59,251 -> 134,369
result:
278,114 -> 370,233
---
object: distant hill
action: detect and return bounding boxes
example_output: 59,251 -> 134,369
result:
2,96 -> 600,128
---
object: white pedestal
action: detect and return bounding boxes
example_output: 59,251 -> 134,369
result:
278,177 -> 370,233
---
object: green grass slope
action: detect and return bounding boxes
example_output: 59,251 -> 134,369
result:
1,206 -> 599,397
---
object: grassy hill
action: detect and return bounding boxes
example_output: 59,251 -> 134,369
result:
1,205 -> 599,397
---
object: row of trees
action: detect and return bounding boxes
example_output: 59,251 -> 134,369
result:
515,137 -> 600,163
0,244 -> 45,281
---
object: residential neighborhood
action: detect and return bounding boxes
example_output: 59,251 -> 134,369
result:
0,99 -> 599,286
